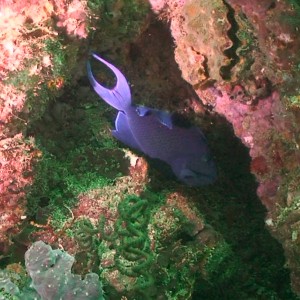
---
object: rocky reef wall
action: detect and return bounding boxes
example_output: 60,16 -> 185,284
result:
150,0 -> 300,294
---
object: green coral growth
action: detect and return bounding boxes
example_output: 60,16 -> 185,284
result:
26,144 -> 114,227
281,0 -> 300,26
289,94 -> 300,108
203,242 -> 236,282
4,58 -> 55,123
87,0 -> 150,61
26,78 -> 126,229
101,194 -> 156,298
43,38 -> 77,81
4,34 -> 80,126
89,0 -> 149,36
115,196 -> 154,274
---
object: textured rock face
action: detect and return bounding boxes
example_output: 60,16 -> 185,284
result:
0,134 -> 37,249
150,0 -> 300,294
0,0 -> 89,250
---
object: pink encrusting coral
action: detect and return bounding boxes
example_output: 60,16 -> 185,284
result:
214,90 -> 300,210
0,0 -> 87,129
0,0 -> 89,249
0,1 -> 54,80
55,0 -> 88,38
0,134 -> 38,249
0,85 -> 26,127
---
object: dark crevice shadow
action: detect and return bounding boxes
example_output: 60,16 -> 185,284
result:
188,116 -> 295,299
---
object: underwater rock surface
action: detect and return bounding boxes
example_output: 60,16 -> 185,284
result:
150,0 -> 300,294
0,0 -> 89,250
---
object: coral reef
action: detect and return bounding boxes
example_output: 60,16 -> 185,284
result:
0,0 -> 89,249
88,0 -> 150,63
99,194 -> 155,298
1,0 -> 300,298
150,0 -> 300,295
71,189 -> 234,299
0,135 -> 37,249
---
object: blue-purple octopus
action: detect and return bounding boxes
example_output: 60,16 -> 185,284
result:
87,53 -> 216,186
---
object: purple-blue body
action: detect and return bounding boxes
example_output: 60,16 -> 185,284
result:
87,53 -> 217,186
